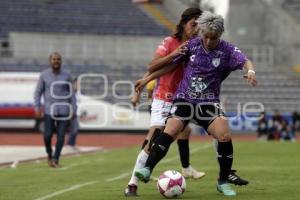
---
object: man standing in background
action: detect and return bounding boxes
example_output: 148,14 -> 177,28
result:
34,52 -> 76,168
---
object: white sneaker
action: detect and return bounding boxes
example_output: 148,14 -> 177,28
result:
182,166 -> 206,179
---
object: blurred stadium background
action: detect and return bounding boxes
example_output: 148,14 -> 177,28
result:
1,0 -> 300,130
0,0 -> 299,199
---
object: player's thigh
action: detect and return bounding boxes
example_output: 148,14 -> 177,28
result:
207,117 -> 232,142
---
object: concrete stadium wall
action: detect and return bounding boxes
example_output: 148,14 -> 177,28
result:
228,0 -> 300,67
163,0 -> 188,21
227,0 -> 267,45
9,32 -> 162,62
263,1 -> 300,67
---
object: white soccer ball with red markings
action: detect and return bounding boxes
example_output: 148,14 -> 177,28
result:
157,170 -> 186,198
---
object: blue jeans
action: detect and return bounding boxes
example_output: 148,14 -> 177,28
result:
67,116 -> 79,146
44,114 -> 68,161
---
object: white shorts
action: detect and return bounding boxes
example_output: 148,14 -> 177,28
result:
150,98 -> 173,127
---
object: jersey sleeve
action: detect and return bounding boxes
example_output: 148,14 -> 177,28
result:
155,37 -> 172,57
228,44 -> 247,71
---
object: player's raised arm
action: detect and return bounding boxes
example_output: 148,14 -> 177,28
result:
135,63 -> 178,92
130,71 -> 151,106
148,39 -> 188,73
131,90 -> 141,107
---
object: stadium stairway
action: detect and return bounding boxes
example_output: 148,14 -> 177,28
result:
282,0 -> 300,21
139,2 -> 176,32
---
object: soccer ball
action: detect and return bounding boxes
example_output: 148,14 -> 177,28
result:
157,170 -> 186,198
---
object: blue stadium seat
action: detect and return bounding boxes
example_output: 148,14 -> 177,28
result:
0,0 -> 170,38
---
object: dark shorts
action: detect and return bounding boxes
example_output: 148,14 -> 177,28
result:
168,98 -> 225,131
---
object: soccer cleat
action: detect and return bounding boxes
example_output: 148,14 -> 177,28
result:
134,167 -> 151,183
217,182 -> 236,196
228,170 -> 249,186
182,167 -> 206,179
124,184 -> 138,197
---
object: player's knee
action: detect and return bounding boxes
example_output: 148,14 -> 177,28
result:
164,119 -> 184,139
181,126 -> 191,138
216,132 -> 232,142
164,128 -> 180,139
177,131 -> 189,140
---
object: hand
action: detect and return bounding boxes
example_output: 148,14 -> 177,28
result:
131,92 -> 140,107
169,41 -> 188,58
243,71 -> 257,86
134,78 -> 148,92
35,109 -> 43,118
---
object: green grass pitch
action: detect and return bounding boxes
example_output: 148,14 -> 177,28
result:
1,141 -> 299,200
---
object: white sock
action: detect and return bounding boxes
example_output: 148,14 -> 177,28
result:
182,165 -> 192,171
128,150 -> 149,186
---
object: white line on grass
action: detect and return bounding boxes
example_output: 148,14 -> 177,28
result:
59,161 -> 89,170
190,143 -> 212,153
105,172 -> 131,182
104,143 -> 212,182
34,181 -> 98,200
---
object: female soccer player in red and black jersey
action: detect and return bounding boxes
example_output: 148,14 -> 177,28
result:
125,8 -> 205,197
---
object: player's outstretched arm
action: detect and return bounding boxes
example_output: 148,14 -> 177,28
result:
243,60 -> 257,86
148,42 -> 188,73
135,63 -> 177,92
131,91 -> 141,107
130,71 -> 151,106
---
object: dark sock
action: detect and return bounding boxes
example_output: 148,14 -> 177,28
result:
148,128 -> 163,151
145,133 -> 174,172
141,139 -> 148,150
217,140 -> 233,183
177,139 -> 190,168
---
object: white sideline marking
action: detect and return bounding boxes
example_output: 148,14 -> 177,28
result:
59,162 -> 89,170
161,143 -> 212,164
104,143 -> 212,182
96,158 -> 105,162
105,172 -> 131,182
191,143 -> 212,153
34,181 -> 97,200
